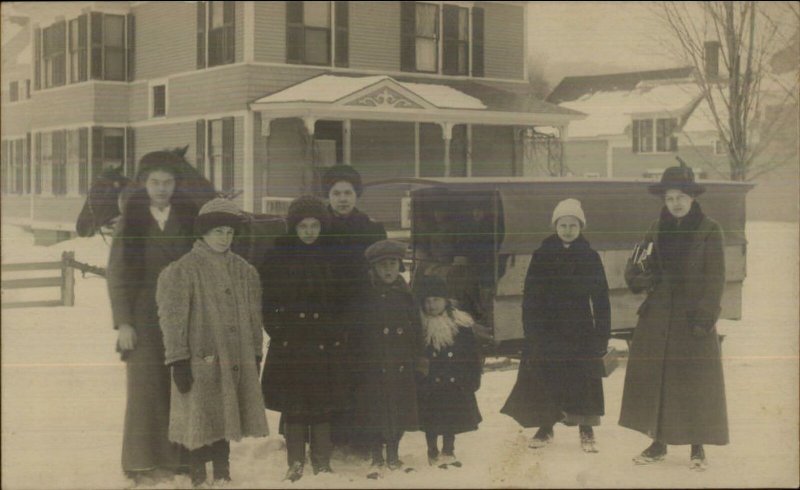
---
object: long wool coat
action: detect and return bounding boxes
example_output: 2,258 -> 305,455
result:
417,317 -> 483,435
260,235 -> 348,417
157,240 -> 268,451
351,276 -> 421,438
501,234 -> 611,428
619,202 -> 729,445
106,191 -> 197,472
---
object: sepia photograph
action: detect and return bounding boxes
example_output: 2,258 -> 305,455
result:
1,1 -> 798,488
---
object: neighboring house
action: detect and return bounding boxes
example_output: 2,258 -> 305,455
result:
0,1 -> 582,241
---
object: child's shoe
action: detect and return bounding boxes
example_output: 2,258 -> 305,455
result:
212,459 -> 231,482
427,448 -> 439,466
529,426 -> 554,449
690,445 -> 707,471
284,462 -> 304,483
579,426 -> 598,453
189,462 -> 207,487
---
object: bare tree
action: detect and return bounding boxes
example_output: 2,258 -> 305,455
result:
655,1 -> 799,181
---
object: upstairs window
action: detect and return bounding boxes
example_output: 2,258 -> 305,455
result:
43,21 -> 67,88
442,5 -> 468,75
286,1 -> 348,67
69,16 -> 88,83
633,118 -> 678,153
92,13 -> 126,81
197,1 -> 235,69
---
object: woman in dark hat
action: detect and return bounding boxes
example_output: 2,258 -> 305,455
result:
107,150 -> 200,483
260,195 -> 347,482
619,165 -> 729,470
320,165 -> 387,453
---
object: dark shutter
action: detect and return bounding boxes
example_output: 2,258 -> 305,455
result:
632,120 -> 640,153
126,14 -> 135,81
400,1 -> 416,72
442,5 -> 459,75
25,79 -> 31,98
334,1 -> 349,67
224,1 -> 235,64
91,126 -> 104,182
286,1 -> 303,63
25,133 -> 32,194
90,12 -> 103,79
78,128 -> 88,194
125,127 -> 135,178
197,1 -> 206,69
34,27 -> 41,90
35,133 -> 42,194
54,21 -> 67,86
53,130 -> 67,195
471,7 -> 484,77
222,117 -> 234,192
77,14 -> 88,82
196,119 -> 206,170
15,139 -> 24,193
1,141 -> 7,193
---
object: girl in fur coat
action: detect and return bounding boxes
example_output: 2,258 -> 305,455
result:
414,275 -> 483,467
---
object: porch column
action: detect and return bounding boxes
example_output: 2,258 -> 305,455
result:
439,122 -> 453,177
343,119 -> 352,165
558,125 -> 569,176
260,115 -> 272,198
243,111 -> 254,212
302,116 -> 317,194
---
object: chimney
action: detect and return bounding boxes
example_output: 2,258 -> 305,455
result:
704,41 -> 720,79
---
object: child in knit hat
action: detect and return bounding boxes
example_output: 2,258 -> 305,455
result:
350,240 -> 422,478
157,198 -> 268,486
414,275 -> 483,468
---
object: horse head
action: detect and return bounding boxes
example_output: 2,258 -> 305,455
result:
75,166 -> 131,237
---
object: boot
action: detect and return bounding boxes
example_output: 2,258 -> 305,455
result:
370,445 -> 385,468
189,462 -> 207,487
386,438 -> 403,470
284,461 -> 304,483
690,445 -> 707,471
425,432 -> 439,466
529,425 -> 554,449
633,440 -> 667,465
579,426 -> 598,453
211,440 -> 231,482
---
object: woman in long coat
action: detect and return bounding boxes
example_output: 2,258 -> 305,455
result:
501,199 -> 610,453
619,165 -> 728,470
106,151 -> 199,481
260,196 -> 347,482
157,198 -> 268,486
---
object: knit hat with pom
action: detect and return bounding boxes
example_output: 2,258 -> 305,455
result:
287,195 -> 328,232
194,198 -> 243,236
551,198 -> 586,228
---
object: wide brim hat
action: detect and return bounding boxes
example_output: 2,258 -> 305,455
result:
322,165 -> 364,197
194,198 -> 243,236
648,165 -> 706,196
365,239 -> 407,271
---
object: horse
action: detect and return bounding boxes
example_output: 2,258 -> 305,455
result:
75,146 -> 285,272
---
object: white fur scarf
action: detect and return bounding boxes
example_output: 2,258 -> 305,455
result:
422,307 -> 475,352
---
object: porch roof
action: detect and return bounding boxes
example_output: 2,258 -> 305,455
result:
250,74 -> 584,129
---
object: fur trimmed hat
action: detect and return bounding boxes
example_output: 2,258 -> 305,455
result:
136,150 -> 186,182
414,274 -> 450,302
194,198 -> 242,236
287,195 -> 328,232
551,198 -> 586,228
322,165 -> 364,197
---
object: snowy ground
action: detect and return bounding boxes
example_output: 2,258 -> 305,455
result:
1,222 -> 798,489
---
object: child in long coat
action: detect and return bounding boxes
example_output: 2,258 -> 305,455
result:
351,240 -> 421,475
157,199 -> 268,486
501,199 -> 611,453
414,275 -> 482,467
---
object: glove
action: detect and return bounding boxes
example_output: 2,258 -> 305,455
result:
691,325 -> 710,338
171,359 -> 193,394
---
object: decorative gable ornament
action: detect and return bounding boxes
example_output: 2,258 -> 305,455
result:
346,87 -> 424,109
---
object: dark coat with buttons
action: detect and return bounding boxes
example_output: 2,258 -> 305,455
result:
501,234 -> 610,428
351,275 -> 421,438
417,322 -> 482,434
157,240 -> 268,450
619,202 -> 729,445
260,235 -> 349,416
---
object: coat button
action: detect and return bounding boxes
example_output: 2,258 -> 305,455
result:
432,352 -> 438,358
299,313 -> 306,319
381,368 -> 387,373
334,341 -> 341,347
399,365 -> 404,372
313,313 -> 319,319
383,328 -> 389,335
435,377 -> 441,383
283,341 -> 288,347
319,344 -> 325,350
232,365 -> 239,372
450,377 -> 455,383
447,351 -> 453,358
396,327 -> 404,335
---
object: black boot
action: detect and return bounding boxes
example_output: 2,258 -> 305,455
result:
425,432 -> 439,466
188,447 -> 208,487
211,440 -> 231,482
579,425 -> 598,453
690,444 -> 707,471
529,425 -> 554,449
370,444 -> 385,468
310,422 -> 334,475
386,437 -> 403,470
633,440 -> 667,464
284,461 -> 304,483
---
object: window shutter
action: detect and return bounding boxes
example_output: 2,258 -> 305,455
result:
471,7 -> 484,77
286,1 -> 303,63
400,1 -> 416,72
126,14 -> 135,81
197,1 -> 206,69
35,133 -> 42,194
26,133 -> 32,194
91,126 -> 104,182
223,1 -> 235,64
25,79 -> 31,98
1,141 -> 7,193
53,130 -> 67,195
442,5 -> 459,75
222,117 -> 234,192
55,21 -> 67,86
196,119 -> 206,171
90,12 -> 103,79
125,127 -> 135,178
334,1 -> 349,67
632,120 -> 640,153
77,14 -> 88,82
34,27 -> 41,90
78,128 -> 88,194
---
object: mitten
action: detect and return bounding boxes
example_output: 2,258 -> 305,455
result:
171,359 -> 193,394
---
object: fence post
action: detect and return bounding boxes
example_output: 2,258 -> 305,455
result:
61,251 -> 75,307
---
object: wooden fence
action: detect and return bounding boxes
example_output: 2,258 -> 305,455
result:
1,251 -> 76,309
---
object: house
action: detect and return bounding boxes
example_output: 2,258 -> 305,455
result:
1,1 -> 583,242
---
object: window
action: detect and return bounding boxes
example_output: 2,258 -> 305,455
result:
415,3 -> 439,72
9,81 -> 19,102
285,1 -> 348,67
90,13 -> 128,81
69,16 -> 87,83
103,128 -> 125,171
714,139 -> 726,156
52,131 -> 68,196
656,118 -> 678,152
633,118 -> 677,153
198,1 -> 234,69
40,132 -> 53,195
443,5 -> 469,75
43,21 -> 67,88
65,129 -> 89,195
204,118 -> 234,191
151,84 -> 166,118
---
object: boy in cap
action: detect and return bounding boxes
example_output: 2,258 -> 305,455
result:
350,240 -> 421,478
